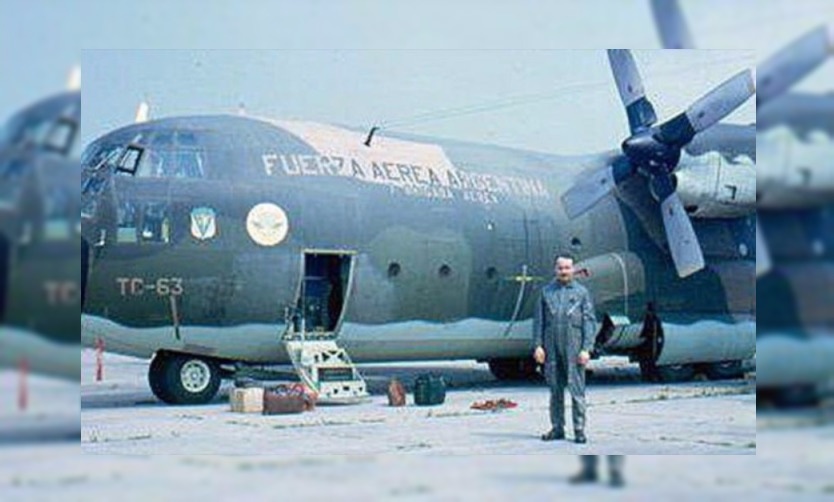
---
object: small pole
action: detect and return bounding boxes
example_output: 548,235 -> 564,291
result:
95,337 -> 105,382
18,359 -> 28,411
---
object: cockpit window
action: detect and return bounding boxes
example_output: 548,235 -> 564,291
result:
82,128 -> 207,180
4,114 -> 77,156
43,184 -> 74,241
133,148 -> 205,179
43,117 -> 78,156
140,202 -> 171,243
117,201 -> 139,243
116,145 -> 144,175
1,158 -> 27,182
117,200 -> 171,244
83,143 -> 124,171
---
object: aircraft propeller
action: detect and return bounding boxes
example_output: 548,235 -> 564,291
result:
756,24 -> 833,107
650,1 -> 833,278
561,49 -> 755,278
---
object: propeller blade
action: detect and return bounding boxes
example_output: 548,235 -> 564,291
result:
561,157 -> 634,220
658,69 -> 755,147
661,193 -> 705,278
607,49 -> 658,134
758,25 -> 833,106
756,219 -> 772,277
649,0 -> 695,49
652,175 -> 705,278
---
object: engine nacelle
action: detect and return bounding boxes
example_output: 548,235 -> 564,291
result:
673,151 -> 755,218
757,125 -> 834,209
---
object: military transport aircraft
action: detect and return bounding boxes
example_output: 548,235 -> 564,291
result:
0,68 -> 80,383
80,50 -> 757,405
651,0 -> 834,405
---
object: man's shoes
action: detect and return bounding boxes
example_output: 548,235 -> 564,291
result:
610,472 -> 625,488
574,431 -> 587,444
569,470 -> 598,484
540,429 -> 565,441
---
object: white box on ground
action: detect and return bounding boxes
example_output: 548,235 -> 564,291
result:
230,387 -> 264,413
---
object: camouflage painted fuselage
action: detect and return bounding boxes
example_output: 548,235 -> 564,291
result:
757,93 -> 834,388
0,91 -> 80,380
80,115 -> 756,366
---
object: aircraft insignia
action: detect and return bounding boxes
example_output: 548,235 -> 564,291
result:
246,203 -> 289,246
190,207 -> 217,241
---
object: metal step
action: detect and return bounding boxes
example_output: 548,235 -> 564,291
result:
283,337 -> 368,404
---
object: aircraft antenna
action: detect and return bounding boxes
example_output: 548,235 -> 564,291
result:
364,126 -> 379,147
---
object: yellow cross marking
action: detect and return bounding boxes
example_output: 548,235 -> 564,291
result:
507,267 -> 542,283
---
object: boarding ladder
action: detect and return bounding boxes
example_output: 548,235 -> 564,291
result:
282,311 -> 368,404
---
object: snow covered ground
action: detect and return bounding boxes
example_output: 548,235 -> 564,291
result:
79,352 -> 755,455
0,352 -> 832,500
3,448 -> 829,502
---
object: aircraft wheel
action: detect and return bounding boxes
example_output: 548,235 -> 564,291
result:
640,361 -> 696,383
149,352 -> 221,405
488,358 -> 540,381
149,353 -> 173,403
772,385 -> 820,409
704,360 -> 743,381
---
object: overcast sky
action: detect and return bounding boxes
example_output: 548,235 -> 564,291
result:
80,49 -> 756,156
1,0 -> 831,155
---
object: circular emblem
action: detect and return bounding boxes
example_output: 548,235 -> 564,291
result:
246,203 -> 289,246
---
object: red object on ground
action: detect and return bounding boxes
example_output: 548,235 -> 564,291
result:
470,398 -> 518,411
18,359 -> 28,411
95,337 -> 104,382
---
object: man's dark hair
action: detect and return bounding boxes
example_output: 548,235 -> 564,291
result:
553,253 -> 575,264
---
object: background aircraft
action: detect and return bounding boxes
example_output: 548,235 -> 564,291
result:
0,69 -> 80,383
651,0 -> 834,405
81,50 -> 756,404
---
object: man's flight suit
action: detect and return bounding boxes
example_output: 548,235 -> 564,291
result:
533,279 -> 596,435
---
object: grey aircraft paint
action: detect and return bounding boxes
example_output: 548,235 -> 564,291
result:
0,90 -> 80,380
80,113 -> 755,380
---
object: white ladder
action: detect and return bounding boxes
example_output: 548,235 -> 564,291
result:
282,335 -> 368,404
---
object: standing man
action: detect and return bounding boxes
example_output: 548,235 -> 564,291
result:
533,254 -> 597,444
571,455 -> 625,488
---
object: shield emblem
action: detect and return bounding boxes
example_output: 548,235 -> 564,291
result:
190,207 -> 217,240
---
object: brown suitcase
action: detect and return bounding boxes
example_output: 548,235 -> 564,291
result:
263,389 -> 306,415
387,378 -> 406,407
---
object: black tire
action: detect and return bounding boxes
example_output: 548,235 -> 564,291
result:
704,361 -> 744,381
149,353 -> 173,403
772,385 -> 820,409
148,352 -> 222,405
641,361 -> 696,383
488,358 -> 540,381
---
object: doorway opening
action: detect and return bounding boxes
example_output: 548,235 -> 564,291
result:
296,251 -> 354,337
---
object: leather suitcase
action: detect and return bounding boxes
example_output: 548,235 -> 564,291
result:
263,389 -> 306,415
